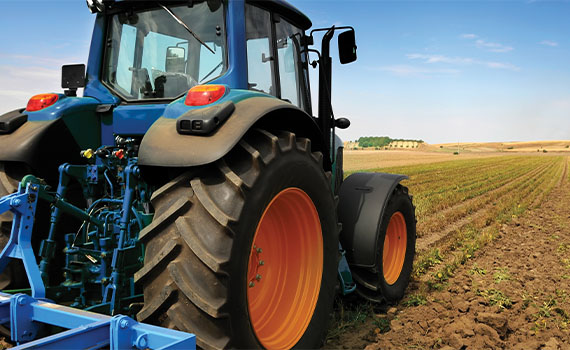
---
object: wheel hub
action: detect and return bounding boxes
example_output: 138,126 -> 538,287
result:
248,245 -> 264,288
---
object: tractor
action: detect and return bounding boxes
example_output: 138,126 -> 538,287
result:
0,0 -> 416,348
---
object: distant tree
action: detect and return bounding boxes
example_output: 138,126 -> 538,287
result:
357,136 -> 424,148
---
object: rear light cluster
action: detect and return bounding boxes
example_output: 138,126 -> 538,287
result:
26,94 -> 59,112
184,85 -> 226,106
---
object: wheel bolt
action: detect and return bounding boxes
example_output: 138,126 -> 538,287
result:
256,248 -> 262,253
259,260 -> 264,266
256,274 -> 262,281
249,281 -> 255,288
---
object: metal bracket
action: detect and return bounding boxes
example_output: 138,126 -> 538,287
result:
0,182 -> 46,298
337,243 -> 356,295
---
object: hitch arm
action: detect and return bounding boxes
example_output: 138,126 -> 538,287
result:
0,176 -> 104,299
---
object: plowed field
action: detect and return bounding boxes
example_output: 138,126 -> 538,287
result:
327,153 -> 570,349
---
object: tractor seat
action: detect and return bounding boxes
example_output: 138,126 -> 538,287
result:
153,70 -> 197,98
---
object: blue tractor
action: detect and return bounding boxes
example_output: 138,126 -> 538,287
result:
0,1 -> 416,348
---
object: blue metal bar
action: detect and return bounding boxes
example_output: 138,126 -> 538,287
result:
0,293 -> 195,349
13,319 -> 110,349
104,163 -> 138,313
0,184 -> 46,299
0,294 -> 10,325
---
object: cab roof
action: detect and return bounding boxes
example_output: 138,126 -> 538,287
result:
248,0 -> 312,30
104,0 -> 312,31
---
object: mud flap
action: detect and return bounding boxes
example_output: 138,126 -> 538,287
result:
338,172 -> 408,268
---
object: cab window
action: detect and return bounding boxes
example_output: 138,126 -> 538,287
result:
275,19 -> 304,109
245,5 -> 275,95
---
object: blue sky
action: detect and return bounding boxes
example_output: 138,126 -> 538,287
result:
0,0 -> 568,143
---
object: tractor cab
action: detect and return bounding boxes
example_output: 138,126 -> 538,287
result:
82,0 -> 355,151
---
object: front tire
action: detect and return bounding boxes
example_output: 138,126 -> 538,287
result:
353,185 -> 416,303
137,129 -> 339,349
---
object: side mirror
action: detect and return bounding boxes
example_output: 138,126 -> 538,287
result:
62,64 -> 85,96
166,47 -> 186,73
338,30 -> 357,64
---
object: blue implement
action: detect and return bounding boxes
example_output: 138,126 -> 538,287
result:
0,293 -> 195,349
0,181 -> 196,349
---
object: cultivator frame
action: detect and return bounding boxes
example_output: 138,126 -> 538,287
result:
0,292 -> 195,349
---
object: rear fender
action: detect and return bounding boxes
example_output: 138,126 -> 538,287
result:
0,96 -> 101,178
338,172 -> 408,268
138,96 -> 330,170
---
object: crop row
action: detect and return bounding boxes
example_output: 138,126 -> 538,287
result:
415,159 -> 558,236
412,159 -> 549,219
412,156 -> 565,278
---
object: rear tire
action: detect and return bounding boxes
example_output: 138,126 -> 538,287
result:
137,129 -> 339,349
353,185 -> 416,303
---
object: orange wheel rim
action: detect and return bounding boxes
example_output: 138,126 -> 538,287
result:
383,211 -> 407,285
247,188 -> 323,349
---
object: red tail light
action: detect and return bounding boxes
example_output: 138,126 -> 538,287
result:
184,85 -> 226,106
26,94 -> 59,112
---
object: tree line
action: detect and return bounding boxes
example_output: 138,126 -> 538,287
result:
356,137 -> 424,148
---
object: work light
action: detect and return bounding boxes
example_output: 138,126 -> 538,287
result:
86,0 -> 114,13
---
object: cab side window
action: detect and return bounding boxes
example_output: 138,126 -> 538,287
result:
245,5 -> 275,95
275,20 -> 303,109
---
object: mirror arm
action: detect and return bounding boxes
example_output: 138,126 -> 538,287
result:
317,26 -> 336,160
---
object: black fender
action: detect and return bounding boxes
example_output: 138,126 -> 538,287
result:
0,117 -> 83,180
138,96 -> 330,170
338,172 -> 408,268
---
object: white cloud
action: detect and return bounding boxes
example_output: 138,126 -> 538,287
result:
0,54 -> 82,68
484,61 -> 520,71
475,39 -> 513,53
406,54 -> 474,65
540,40 -> 559,47
0,65 -> 63,111
460,34 -> 514,53
374,65 -> 460,77
407,53 -> 520,71
0,50 -> 87,112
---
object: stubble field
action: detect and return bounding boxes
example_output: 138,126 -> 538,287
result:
327,150 -> 570,349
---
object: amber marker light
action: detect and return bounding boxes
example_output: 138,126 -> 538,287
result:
26,94 -> 59,112
184,85 -> 226,106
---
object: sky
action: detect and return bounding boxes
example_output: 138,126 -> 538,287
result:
0,0 -> 568,144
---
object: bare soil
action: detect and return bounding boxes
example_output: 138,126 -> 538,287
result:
326,169 -> 570,349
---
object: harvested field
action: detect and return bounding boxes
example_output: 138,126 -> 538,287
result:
327,153 -> 570,349
343,150 -> 503,171
432,140 -> 570,153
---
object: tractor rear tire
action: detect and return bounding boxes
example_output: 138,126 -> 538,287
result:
137,129 -> 339,349
353,185 -> 416,304
0,162 -> 26,289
